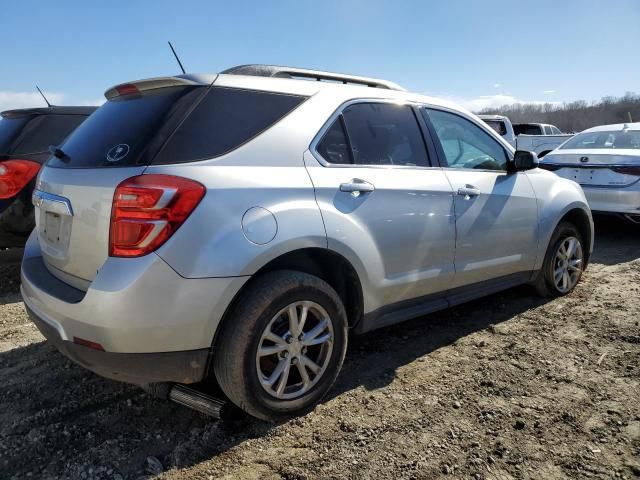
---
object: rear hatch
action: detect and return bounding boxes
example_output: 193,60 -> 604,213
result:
542,149 -> 640,187
35,81 -> 207,289
34,75 -> 308,289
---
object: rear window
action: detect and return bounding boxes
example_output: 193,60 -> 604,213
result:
561,130 -> 640,150
48,86 -> 203,168
153,87 -> 306,164
514,124 -> 543,135
11,114 -> 87,155
483,120 -> 507,136
0,116 -> 29,154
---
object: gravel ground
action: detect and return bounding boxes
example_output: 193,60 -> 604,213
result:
0,216 -> 638,480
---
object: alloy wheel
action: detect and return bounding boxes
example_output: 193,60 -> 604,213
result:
256,301 -> 334,400
553,236 -> 583,293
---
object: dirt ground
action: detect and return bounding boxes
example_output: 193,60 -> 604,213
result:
0,216 -> 638,480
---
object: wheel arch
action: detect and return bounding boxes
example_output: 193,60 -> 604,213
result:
556,207 -> 593,265
210,247 -> 365,350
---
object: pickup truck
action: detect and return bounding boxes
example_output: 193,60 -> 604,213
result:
513,123 -> 574,158
478,114 -> 516,147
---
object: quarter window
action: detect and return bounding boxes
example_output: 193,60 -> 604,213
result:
316,118 -> 351,164
424,109 -> 508,171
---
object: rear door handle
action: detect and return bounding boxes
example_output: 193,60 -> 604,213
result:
340,179 -> 375,197
457,185 -> 481,199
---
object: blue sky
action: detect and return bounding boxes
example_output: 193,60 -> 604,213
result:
1,0 -> 639,112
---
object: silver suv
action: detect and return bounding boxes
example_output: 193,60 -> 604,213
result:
21,65 -> 593,420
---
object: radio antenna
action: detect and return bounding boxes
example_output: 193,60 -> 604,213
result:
168,41 -> 186,74
35,85 -> 52,107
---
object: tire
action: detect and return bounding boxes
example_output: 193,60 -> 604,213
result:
213,270 -> 348,421
533,221 -> 585,297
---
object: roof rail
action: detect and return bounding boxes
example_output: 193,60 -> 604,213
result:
221,64 -> 406,91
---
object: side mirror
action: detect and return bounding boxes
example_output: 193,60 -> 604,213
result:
510,150 -> 539,171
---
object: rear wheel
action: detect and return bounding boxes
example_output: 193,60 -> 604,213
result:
533,222 -> 585,297
213,270 -> 348,421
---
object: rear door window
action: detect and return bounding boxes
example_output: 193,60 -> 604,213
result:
48,86 -> 203,168
339,103 -> 429,167
11,115 -> 87,155
153,87 -> 306,164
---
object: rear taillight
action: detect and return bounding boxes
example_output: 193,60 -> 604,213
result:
0,160 -> 40,199
109,174 -> 205,257
611,166 -> 640,176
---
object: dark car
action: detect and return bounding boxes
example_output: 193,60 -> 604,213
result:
0,106 -> 96,247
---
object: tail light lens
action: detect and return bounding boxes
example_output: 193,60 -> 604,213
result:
0,160 -> 41,199
110,174 -> 205,257
611,166 -> 640,176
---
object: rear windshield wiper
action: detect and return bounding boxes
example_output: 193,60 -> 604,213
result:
48,145 -> 70,163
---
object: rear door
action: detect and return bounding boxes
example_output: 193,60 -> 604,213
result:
305,101 -> 456,309
422,107 -> 539,288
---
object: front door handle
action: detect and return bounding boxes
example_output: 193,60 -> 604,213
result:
340,179 -> 375,197
457,185 -> 481,199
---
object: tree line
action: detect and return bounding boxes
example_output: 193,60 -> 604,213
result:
477,92 -> 640,133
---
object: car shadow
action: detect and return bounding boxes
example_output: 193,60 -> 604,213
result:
591,214 -> 640,265
0,283 -> 549,478
0,248 -> 22,305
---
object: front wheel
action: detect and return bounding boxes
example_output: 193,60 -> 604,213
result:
533,222 -> 585,297
213,270 -> 348,421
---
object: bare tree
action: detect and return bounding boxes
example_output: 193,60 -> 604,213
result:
477,92 -> 640,132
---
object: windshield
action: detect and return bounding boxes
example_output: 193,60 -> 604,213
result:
561,130 -> 640,150
0,116 -> 30,154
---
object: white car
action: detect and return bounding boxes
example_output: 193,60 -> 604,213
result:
541,123 -> 640,224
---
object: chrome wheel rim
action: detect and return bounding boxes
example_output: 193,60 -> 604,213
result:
553,236 -> 583,293
256,301 -> 334,400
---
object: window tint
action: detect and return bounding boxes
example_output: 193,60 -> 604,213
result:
337,103 -> 428,167
0,116 -> 29,154
483,120 -> 507,136
316,118 -> 351,164
154,87 -> 306,164
49,86 -> 201,168
514,124 -> 543,135
424,109 -> 508,171
11,115 -> 87,155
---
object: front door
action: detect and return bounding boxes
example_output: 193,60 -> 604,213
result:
422,107 -> 539,288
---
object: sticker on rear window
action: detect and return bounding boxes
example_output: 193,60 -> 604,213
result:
107,144 -> 130,163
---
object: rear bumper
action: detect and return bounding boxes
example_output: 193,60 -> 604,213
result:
583,184 -> 640,215
21,231 -> 249,367
27,303 -> 210,384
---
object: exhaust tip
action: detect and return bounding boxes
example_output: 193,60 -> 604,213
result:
168,384 -> 227,419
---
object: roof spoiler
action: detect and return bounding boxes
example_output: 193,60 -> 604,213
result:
104,76 -> 202,100
221,64 -> 406,91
